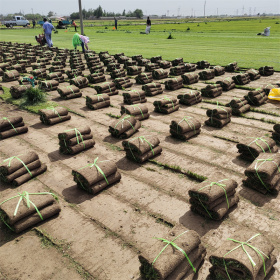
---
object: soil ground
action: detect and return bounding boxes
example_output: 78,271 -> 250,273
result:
0,52 -> 280,280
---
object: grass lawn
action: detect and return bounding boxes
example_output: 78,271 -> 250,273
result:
1,17 -> 280,70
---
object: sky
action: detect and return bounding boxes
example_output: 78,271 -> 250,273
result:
1,0 -> 279,17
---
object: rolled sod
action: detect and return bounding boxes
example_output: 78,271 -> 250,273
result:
205,118 -> 231,128
170,128 -> 201,141
125,145 -> 162,163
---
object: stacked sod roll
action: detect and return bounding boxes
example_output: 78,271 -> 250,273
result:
0,152 -> 47,186
39,80 -> 59,91
184,63 -> 197,72
153,96 -> 179,114
110,68 -> 126,79
236,136 -> 278,162
135,72 -> 153,84
39,106 -> 71,125
199,69 -> 215,80
216,77 -> 235,91
211,65 -> 225,76
170,116 -> 201,140
145,63 -> 160,72
246,68 -> 261,80
139,225 -> 206,280
123,89 -> 147,104
86,94 -> 110,110
171,57 -> 183,66
232,73 -> 251,85
208,230 -> 277,280
259,66 -> 274,76
201,84 -> 223,98
181,73 -> 199,85
170,65 -> 185,76
46,72 -> 64,82
164,77 -> 183,90
0,185 -> 61,233
109,114 -> 141,139
272,124 -> 280,143
225,61 -> 240,72
245,89 -> 268,106
196,60 -> 210,69
226,97 -> 250,115
177,90 -> 202,106
72,157 -> 121,194
0,116 -> 28,139
66,69 -> 82,79
152,68 -> 169,79
94,82 -> 118,96
120,104 -> 149,121
2,69 -> 20,81
243,152 -> 280,195
189,173 -> 239,220
70,76 -> 89,88
114,77 -> 133,89
158,60 -> 171,69
122,135 -> 162,163
57,85 -> 82,99
205,106 -> 232,128
58,126 -> 95,155
142,82 -> 163,96
10,84 -> 32,99
86,73 -> 106,84
127,66 -> 142,76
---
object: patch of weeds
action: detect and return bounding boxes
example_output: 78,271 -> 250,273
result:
250,107 -> 280,117
213,135 -> 239,143
235,85 -> 256,90
155,217 -> 174,228
269,215 -> 278,221
105,142 -> 122,151
106,113 -> 120,119
145,167 -> 156,172
185,170 -> 207,182
64,107 -> 86,118
22,87 -> 47,105
240,113 -> 277,124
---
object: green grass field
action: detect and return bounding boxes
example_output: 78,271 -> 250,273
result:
1,17 -> 280,70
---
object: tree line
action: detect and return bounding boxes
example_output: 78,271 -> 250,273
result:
70,6 -> 143,19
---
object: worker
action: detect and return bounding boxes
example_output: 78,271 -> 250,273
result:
72,33 -> 90,53
42,18 -> 55,47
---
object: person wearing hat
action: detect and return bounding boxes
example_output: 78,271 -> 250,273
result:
42,18 -> 55,47
72,33 -> 90,53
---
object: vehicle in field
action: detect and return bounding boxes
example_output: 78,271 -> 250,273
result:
3,16 -> 30,27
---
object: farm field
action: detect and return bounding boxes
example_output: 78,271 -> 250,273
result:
0,19 -> 280,279
1,17 -> 280,70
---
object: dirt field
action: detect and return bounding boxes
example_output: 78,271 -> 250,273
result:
0,51 -> 280,280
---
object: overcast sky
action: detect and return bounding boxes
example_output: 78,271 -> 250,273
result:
2,0 -> 279,16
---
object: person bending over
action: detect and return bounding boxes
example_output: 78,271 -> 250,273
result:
72,33 -> 90,53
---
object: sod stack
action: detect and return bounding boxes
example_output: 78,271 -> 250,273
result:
189,174 -> 239,220
57,85 -> 82,99
272,124 -> 280,143
0,152 -> 47,186
86,94 -> 110,110
145,63 -> 160,72
245,89 -> 268,106
31,62 -> 46,70
236,136 -> 278,162
177,90 -> 202,106
259,66 -> 274,76
216,77 -> 235,91
110,68 -> 126,79
243,152 -> 280,195
12,63 -> 27,73
211,65 -> 225,76
225,61 -> 240,72
197,60 -> 210,69
199,69 -> 215,80
109,114 -> 141,139
87,60 -> 102,69
72,158 -> 121,194
184,63 -> 197,72
246,68 -> 261,80
181,73 -> 199,85
49,65 -> 65,73
165,77 -> 183,90
123,89 -> 147,104
201,84 -> 223,98
39,107 -> 71,125
89,65 -> 104,74
2,69 -> 20,82
46,72 -> 64,83
58,126 -> 95,155
138,58 -> 151,66
39,80 -> 59,91
170,116 -> 201,140
86,73 -> 106,84
152,68 -> 169,80
127,66 -> 142,76
205,107 -> 232,128
117,55 -> 130,64
0,186 -> 61,233
139,225 -> 206,280
170,65 -> 185,76
158,60 -> 172,69
10,84 -> 32,99
70,76 -> 89,88
0,116 -> 28,139
135,72 -> 153,84
132,54 -> 143,61
150,56 -> 162,63
114,77 -> 133,89
154,96 -> 179,114
107,62 -> 121,72
208,230 -> 277,280
66,69 -> 83,79
226,97 -> 250,115
232,73 -> 251,85
142,82 -> 163,96
124,60 -> 137,69
114,53 -> 124,59
172,57 -> 183,66
94,82 -> 118,96
120,104 -> 149,121
122,135 -> 162,163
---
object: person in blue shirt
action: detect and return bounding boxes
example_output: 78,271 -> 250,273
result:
42,18 -> 55,47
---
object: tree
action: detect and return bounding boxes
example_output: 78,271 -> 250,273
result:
134,9 -> 143,18
47,11 -> 54,17
70,12 -> 79,20
122,9 -> 126,16
94,5 -> 103,18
